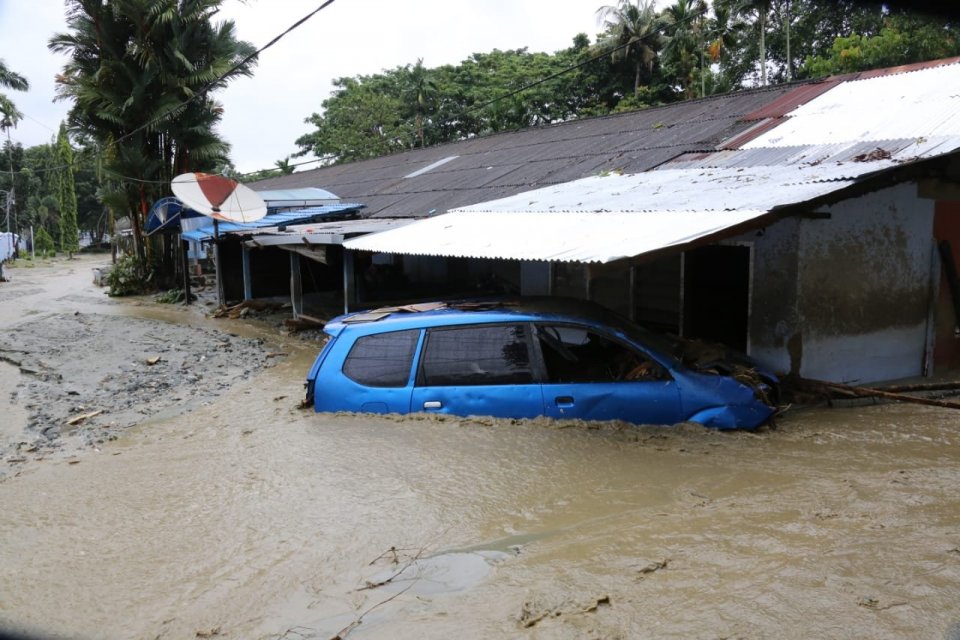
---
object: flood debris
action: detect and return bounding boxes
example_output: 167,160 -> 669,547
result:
519,594 -> 612,628
635,558 -> 670,579
787,377 -> 960,410
857,595 -> 908,611
212,299 -> 285,319
66,409 -> 103,426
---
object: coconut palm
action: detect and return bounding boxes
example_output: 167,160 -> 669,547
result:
49,0 -> 256,269
729,0 -> 774,85
661,0 -> 709,98
403,59 -> 438,148
0,59 -> 29,130
596,0 -> 665,94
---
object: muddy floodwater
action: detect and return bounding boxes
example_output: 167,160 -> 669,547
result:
1,257 -> 960,639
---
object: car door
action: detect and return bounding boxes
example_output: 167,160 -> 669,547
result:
411,323 -> 545,418
319,328 -> 420,414
533,323 -> 683,425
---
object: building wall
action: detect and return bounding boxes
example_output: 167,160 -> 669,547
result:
740,218 -> 801,375
795,183 -> 935,383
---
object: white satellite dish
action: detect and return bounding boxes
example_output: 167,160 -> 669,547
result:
171,172 -> 267,223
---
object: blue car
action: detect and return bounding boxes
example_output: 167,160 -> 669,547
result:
304,298 -> 778,430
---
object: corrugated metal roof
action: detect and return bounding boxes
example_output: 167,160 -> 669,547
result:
257,187 -> 340,205
341,160 -> 905,263
741,80 -> 841,121
182,203 -> 364,242
452,162 -> 890,214
743,61 -> 960,148
343,209 -> 769,263
666,136 -> 960,170
243,218 -> 413,247
250,83 -> 805,218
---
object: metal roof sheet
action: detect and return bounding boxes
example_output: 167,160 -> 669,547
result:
256,187 -> 340,204
343,209 -> 770,263
250,83 -> 803,218
743,61 -> 960,148
181,203 -> 364,242
453,162 -> 890,214
243,218 -> 413,247
341,155 -> 915,264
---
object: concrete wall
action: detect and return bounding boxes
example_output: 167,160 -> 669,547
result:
741,218 -> 801,375
795,183 -> 935,383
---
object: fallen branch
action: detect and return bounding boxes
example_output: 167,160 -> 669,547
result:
66,409 -> 104,426
874,381 -> 960,393
803,378 -> 960,410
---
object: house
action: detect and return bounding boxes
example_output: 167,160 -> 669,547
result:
224,57 -> 960,384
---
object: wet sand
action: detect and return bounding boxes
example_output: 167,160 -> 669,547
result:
1,257 -> 959,640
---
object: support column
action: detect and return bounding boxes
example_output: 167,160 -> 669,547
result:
290,251 -> 302,320
181,237 -> 191,306
343,249 -> 355,314
241,245 -> 253,301
213,219 -> 224,306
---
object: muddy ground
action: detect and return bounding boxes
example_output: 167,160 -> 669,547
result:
1,255 -> 959,640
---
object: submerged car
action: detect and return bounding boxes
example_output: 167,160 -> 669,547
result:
304,298 -> 779,430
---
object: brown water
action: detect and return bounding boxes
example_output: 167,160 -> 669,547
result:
1,258 -> 960,640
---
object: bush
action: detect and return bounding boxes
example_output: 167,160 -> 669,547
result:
106,254 -> 148,296
34,227 -> 56,258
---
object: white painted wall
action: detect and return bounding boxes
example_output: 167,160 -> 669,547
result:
796,183 -> 934,383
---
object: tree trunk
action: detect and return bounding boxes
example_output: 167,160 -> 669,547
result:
759,12 -> 767,86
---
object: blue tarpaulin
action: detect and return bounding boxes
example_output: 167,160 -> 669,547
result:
180,203 -> 365,243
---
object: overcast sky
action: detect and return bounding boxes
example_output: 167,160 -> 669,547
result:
0,0 -> 604,173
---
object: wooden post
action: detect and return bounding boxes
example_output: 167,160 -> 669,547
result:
180,237 -> 191,306
213,218 -> 224,306
242,245 -> 253,301
290,251 -> 302,320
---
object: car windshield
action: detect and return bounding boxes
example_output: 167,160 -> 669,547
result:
584,306 -> 686,365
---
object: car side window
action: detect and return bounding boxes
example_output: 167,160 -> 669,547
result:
419,324 -> 533,386
342,329 -> 419,387
536,324 -> 668,383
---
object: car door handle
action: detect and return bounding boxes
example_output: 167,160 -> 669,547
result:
423,401 -> 442,409
555,396 -> 574,407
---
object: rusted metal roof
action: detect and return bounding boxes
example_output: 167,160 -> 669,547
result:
743,60 -> 960,148
741,80 -> 841,121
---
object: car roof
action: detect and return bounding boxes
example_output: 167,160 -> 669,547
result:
324,297 -> 621,335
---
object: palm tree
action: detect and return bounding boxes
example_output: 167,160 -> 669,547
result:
661,0 -> 708,98
596,0 -> 665,94
0,59 -> 29,130
49,0 -> 256,271
403,59 -> 438,148
706,3 -> 748,91
731,0 -> 774,85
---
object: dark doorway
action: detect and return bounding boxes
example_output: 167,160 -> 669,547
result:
683,245 -> 751,352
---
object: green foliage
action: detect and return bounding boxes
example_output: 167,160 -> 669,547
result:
34,226 -> 56,258
50,0 -> 257,272
801,12 -> 960,77
56,123 -> 80,256
106,254 -> 147,297
0,58 -> 29,130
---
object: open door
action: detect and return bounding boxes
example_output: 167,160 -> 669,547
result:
683,245 -> 751,353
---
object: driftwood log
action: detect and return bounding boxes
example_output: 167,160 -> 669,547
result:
801,378 -> 960,410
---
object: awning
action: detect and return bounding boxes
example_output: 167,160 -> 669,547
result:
181,203 -> 364,242
342,160 -> 908,263
343,209 -> 769,263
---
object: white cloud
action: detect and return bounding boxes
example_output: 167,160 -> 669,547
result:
1,0 -> 602,172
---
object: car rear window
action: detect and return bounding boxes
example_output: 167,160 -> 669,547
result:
342,329 -> 419,387
420,324 -> 533,386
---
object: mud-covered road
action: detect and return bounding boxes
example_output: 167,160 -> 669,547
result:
1,256 -> 959,640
